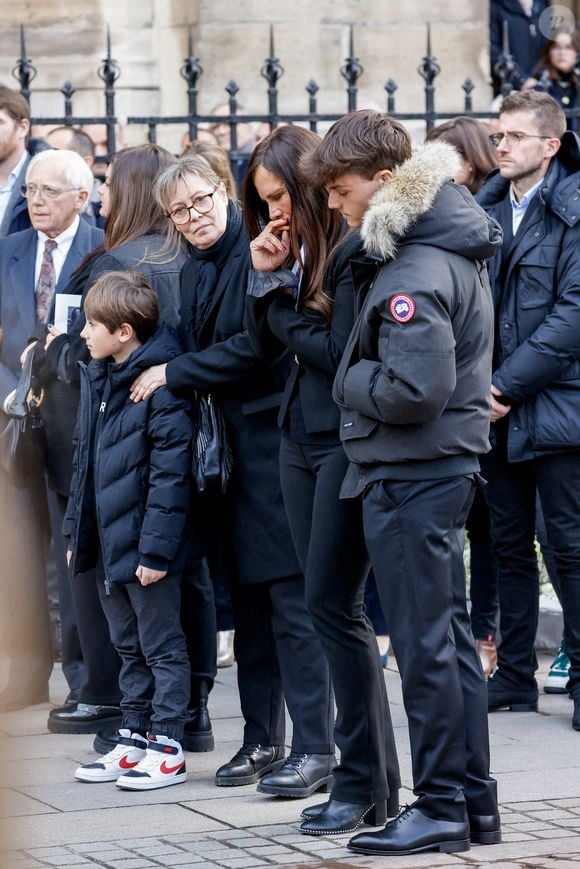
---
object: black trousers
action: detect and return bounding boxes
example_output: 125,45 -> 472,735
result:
279,437 -> 401,804
230,572 -> 334,753
181,557 -> 217,707
97,571 -> 189,741
481,432 -> 580,694
53,495 -> 121,706
363,475 -> 496,821
466,487 -> 499,642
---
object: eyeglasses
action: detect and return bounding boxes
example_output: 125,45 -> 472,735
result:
167,186 -> 219,225
21,184 -> 81,200
488,131 -> 552,148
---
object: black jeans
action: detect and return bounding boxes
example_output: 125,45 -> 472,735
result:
363,474 -> 496,821
279,437 -> 401,804
181,557 -> 217,707
481,432 -> 580,694
97,571 -> 189,741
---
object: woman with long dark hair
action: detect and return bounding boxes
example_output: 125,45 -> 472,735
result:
527,28 -> 579,131
130,154 -> 336,798
243,125 -> 401,836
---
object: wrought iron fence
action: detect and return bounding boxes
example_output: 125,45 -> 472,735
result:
11,21 -> 580,171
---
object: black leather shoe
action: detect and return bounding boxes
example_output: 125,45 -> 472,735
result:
215,744 -> 285,786
47,703 -> 122,734
300,798 -> 387,836
487,673 -> 538,712
93,728 -> 121,754
301,787 -> 400,820
573,694 -> 580,731
182,700 -> 214,752
469,812 -> 502,845
257,752 -> 335,797
348,805 -> 470,856
48,692 -> 81,720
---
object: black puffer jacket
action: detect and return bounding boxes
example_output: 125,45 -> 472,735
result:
64,324 -> 193,585
476,131 -> 580,462
333,143 -> 501,490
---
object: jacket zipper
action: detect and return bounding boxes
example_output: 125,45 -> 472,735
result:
95,392 -> 111,595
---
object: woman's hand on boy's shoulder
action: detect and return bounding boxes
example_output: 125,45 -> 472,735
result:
136,564 -> 167,586
130,364 -> 168,403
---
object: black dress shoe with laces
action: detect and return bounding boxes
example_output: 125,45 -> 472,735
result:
301,787 -> 400,821
469,812 -> 502,845
47,703 -> 122,734
257,752 -> 335,797
215,744 -> 285,786
300,798 -> 387,836
348,804 -> 470,856
182,699 -> 214,752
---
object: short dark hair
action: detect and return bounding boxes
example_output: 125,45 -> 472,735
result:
0,86 -> 30,123
300,110 -> 412,187
84,270 -> 159,343
500,91 -> 567,138
47,126 -> 95,159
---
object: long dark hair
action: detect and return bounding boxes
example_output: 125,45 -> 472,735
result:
243,126 -> 344,322
105,144 -> 176,250
425,117 -> 498,194
535,28 -> 579,83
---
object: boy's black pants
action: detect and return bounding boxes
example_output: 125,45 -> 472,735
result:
97,570 -> 189,742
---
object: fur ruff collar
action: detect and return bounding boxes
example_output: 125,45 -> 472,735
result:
361,142 -> 461,260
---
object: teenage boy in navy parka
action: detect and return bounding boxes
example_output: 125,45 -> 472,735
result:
64,270 -> 193,791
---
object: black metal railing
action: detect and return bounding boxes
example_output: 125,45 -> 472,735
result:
12,21 -> 580,172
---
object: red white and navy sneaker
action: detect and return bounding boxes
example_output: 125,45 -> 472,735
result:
74,729 -> 147,783
116,734 -> 187,790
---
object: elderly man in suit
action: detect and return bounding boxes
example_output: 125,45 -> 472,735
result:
0,148 -> 104,710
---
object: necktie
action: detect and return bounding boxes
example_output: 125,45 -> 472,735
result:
35,238 -> 58,324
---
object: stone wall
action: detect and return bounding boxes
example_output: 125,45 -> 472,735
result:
0,0 -> 493,151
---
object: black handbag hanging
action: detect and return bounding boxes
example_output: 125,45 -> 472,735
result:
191,393 -> 233,494
0,348 -> 46,489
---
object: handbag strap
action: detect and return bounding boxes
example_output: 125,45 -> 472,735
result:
9,348 -> 35,419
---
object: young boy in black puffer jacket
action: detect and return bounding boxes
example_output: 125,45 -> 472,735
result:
65,270 -> 193,791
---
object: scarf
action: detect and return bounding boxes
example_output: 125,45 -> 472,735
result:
187,199 -> 243,327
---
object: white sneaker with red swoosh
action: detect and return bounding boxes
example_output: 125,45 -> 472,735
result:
116,734 -> 187,790
74,729 -> 147,782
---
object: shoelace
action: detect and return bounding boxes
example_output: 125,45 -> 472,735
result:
237,744 -> 264,758
394,804 -> 415,825
283,752 -> 308,769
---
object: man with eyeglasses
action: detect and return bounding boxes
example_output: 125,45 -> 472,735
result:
0,148 -> 103,712
476,90 -> 580,731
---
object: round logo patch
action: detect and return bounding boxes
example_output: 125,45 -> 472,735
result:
389,294 -> 416,323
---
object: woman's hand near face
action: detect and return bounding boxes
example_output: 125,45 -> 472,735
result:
250,218 -> 290,272
130,363 -> 168,402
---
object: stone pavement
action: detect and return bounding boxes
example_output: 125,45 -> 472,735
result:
1,653 -> 579,869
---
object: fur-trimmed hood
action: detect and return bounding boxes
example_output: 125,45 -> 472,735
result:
362,141 -> 501,262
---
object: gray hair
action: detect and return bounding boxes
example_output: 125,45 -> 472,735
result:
154,155 -> 220,213
26,149 -> 94,211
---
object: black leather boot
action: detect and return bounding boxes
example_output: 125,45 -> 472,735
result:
182,699 -> 214,752
215,744 -> 285,786
302,787 -> 399,820
300,798 -> 387,836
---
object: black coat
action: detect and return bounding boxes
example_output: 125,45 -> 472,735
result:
64,325 -> 194,585
165,205 -> 300,585
246,232 -> 363,435
476,131 -> 580,462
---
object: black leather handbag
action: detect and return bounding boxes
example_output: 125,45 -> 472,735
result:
192,393 -> 233,494
0,349 -> 46,489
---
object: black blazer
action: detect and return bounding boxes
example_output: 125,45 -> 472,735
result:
247,231 -> 364,435
165,216 -> 300,586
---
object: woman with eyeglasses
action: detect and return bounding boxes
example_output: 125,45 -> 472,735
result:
130,155 -> 335,797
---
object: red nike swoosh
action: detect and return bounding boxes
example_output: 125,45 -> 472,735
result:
160,760 -> 185,774
119,755 -> 140,769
